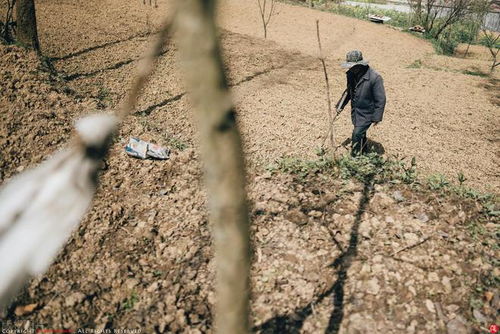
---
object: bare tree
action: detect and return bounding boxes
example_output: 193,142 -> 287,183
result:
408,0 -> 472,38
482,29 -> 500,71
1,0 -> 16,43
257,0 -> 277,39
174,0 -> 251,333
15,0 -> 39,50
432,0 -> 473,38
463,0 -> 491,57
407,0 -> 423,24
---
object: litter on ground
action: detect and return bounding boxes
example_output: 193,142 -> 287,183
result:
125,137 -> 170,160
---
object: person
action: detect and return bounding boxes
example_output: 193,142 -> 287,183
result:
336,50 -> 386,156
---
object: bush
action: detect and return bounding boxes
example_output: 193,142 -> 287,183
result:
450,19 -> 479,43
431,30 -> 459,55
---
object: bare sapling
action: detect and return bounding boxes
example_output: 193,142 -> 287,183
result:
173,0 -> 251,333
257,0 -> 277,39
316,20 -> 336,154
143,0 -> 158,8
1,0 -> 16,43
482,28 -> 500,72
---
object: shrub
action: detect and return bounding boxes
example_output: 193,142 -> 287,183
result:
431,30 -> 459,55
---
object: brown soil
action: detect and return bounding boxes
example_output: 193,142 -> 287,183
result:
27,0 -> 500,192
0,0 -> 499,333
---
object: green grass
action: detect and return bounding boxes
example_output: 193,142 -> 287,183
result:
269,152 -> 497,217
461,69 -> 488,77
121,291 -> 139,311
407,59 -> 423,69
268,152 -> 418,184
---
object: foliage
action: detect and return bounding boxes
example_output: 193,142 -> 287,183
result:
121,291 -> 139,311
407,59 -> 423,68
328,4 -> 410,28
269,152 -> 419,184
431,29 -> 459,55
461,69 -> 488,77
285,0 -> 491,56
427,173 -> 450,190
271,152 -> 498,226
479,33 -> 500,48
166,136 -> 188,151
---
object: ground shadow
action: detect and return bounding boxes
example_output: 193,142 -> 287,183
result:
63,48 -> 168,81
49,31 -> 152,62
134,64 -> 286,116
254,177 -> 375,333
340,137 -> 385,155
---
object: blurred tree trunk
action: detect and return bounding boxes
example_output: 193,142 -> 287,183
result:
173,0 -> 251,333
16,0 -> 39,50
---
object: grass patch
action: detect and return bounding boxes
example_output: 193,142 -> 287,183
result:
462,69 -> 488,77
166,136 -> 188,151
121,291 -> 139,311
407,59 -> 423,69
269,153 -> 497,217
268,152 -> 418,184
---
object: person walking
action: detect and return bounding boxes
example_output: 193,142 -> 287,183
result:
336,50 -> 386,156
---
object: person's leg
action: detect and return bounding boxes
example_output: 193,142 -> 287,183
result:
351,123 -> 371,156
361,131 -> 369,154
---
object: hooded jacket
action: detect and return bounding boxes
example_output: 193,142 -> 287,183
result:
337,67 -> 386,127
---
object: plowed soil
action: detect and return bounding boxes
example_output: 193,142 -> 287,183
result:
0,0 -> 499,333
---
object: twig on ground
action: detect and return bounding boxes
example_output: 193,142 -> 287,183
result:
391,236 -> 431,256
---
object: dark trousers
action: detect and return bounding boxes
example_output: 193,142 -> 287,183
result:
351,123 -> 371,156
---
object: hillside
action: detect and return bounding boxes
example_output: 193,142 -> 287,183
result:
0,0 -> 499,333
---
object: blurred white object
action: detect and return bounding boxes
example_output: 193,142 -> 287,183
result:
0,114 -> 117,309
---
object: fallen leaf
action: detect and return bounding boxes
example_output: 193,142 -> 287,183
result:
14,303 -> 37,316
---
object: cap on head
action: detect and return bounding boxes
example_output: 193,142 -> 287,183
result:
341,50 -> 369,68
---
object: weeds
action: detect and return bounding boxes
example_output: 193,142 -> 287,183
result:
96,85 -> 112,108
269,152 -> 418,184
121,291 -> 139,311
461,69 -> 488,77
427,173 -> 450,190
166,136 -> 188,151
407,59 -> 422,69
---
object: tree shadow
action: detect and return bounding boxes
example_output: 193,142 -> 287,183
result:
49,31 -> 152,62
63,48 -> 169,81
133,64 -> 286,116
254,177 -> 375,333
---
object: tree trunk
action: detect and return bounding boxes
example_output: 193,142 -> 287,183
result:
16,0 -> 39,50
173,1 -> 251,333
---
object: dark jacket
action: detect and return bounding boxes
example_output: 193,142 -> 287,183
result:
337,67 -> 386,127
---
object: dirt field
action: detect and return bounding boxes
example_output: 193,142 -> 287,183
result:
0,0 -> 499,333
28,0 -> 500,192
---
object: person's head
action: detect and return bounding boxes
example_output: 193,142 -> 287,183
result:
348,64 -> 368,75
341,50 -> 369,71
